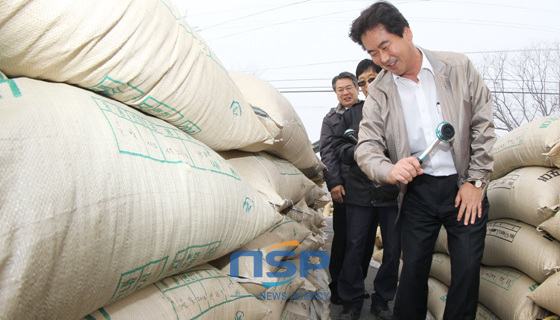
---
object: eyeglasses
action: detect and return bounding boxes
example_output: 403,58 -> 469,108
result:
357,77 -> 376,87
336,85 -> 355,93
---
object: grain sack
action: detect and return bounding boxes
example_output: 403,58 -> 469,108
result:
488,167 -> 560,227
434,227 -> 450,255
228,71 -> 325,181
0,0 -> 273,151
539,212 -> 560,241
529,271 -> 560,316
427,277 -> 501,320
430,253 -> 451,286
321,200 -> 334,217
483,219 -> 560,283
258,258 -> 306,320
220,150 -> 317,211
83,264 -> 271,320
304,183 -> 330,210
308,268 -> 331,320
281,297 -> 313,320
427,277 -> 448,320
284,199 -> 327,235
492,115 -> 560,179
0,77 -> 282,320
375,226 -> 383,248
479,266 -> 548,320
211,216 -> 312,288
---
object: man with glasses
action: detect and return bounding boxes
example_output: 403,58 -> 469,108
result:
320,72 -> 374,307
356,59 -> 382,98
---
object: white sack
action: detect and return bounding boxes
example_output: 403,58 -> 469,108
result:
0,77 -> 282,320
0,0 -> 273,150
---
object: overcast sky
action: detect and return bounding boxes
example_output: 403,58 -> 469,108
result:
171,0 -> 560,143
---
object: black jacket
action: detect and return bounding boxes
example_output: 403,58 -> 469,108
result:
333,102 -> 399,207
319,105 -> 350,191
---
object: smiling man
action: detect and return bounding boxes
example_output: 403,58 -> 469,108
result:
348,1 -> 496,320
320,72 -> 374,310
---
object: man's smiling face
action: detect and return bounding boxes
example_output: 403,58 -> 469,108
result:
335,78 -> 359,108
361,25 -> 419,80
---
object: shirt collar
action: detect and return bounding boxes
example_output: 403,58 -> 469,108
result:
392,47 -> 434,83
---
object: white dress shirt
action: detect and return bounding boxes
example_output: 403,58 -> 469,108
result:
393,48 -> 457,176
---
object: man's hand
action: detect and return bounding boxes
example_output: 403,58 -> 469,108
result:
387,157 -> 424,185
455,183 -> 483,225
331,185 -> 345,203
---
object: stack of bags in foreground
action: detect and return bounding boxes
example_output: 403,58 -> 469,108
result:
0,1 -> 330,319
430,115 -> 560,320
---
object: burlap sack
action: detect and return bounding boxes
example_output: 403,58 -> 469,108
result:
492,115 -> 560,180
220,150 -> 317,211
488,167 -> 560,227
430,253 -> 452,286
211,216 -> 312,288
0,0 -> 273,151
83,264 -> 271,320
539,213 -> 560,241
257,258 -> 306,320
434,227 -> 450,255
427,277 -> 448,320
529,271 -> 560,316
479,266 -> 548,320
283,199 -> 327,235
0,77 -> 282,320
427,276 -> 500,320
483,219 -> 560,283
304,183 -> 330,210
228,71 -> 325,181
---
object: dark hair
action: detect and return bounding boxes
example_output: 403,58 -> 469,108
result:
355,59 -> 382,78
349,1 -> 410,50
331,71 -> 358,91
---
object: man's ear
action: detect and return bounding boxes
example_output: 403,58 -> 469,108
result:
404,27 -> 413,41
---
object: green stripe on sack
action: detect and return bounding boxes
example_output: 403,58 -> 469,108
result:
0,75 -> 22,98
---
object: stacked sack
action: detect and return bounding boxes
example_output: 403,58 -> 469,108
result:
0,0 -> 329,319
430,115 -> 560,319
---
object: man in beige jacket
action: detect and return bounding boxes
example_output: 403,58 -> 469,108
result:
348,1 -> 496,320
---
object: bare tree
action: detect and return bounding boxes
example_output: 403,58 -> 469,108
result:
475,42 -> 560,132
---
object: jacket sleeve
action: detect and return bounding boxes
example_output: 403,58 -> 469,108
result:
320,115 -> 344,190
462,58 -> 497,189
355,96 -> 395,186
333,112 -> 356,165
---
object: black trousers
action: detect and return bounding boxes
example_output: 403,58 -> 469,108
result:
338,203 -> 400,311
328,201 -> 373,295
393,174 -> 489,320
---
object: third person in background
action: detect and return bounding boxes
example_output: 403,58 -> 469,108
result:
355,58 -> 382,98
319,72 -> 374,307
332,61 -> 400,320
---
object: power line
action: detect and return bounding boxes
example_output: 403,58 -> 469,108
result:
198,1 -> 311,31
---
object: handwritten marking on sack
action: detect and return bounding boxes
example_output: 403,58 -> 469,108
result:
110,241 -> 223,304
0,75 -> 22,99
480,268 -> 522,290
487,173 -> 519,191
92,96 -> 239,179
486,221 -> 520,243
230,101 -> 242,117
243,197 -> 254,213
89,76 -> 193,124
539,115 -> 559,128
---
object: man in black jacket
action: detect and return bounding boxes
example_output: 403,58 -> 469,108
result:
319,72 -> 373,306
333,100 -> 401,320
